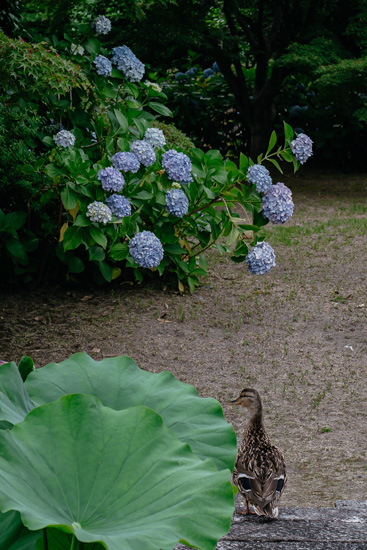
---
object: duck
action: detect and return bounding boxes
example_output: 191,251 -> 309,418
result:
229,388 -> 286,519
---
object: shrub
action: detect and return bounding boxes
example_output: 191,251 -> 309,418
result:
0,21 -> 311,290
0,354 -> 237,549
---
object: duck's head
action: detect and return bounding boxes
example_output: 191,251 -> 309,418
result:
229,388 -> 261,414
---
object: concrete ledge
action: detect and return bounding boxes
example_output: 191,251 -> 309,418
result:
177,500 -> 367,549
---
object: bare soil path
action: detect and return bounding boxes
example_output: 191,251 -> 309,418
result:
1,170 -> 366,508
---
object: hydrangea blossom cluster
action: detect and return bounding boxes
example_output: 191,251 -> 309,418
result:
70,44 -> 84,56
246,241 -> 276,275
112,152 -> 140,173
97,167 -> 125,192
105,195 -> 131,218
144,128 -> 166,149
54,130 -> 75,148
166,188 -> 189,217
291,133 -> 313,164
94,15 -> 111,35
93,55 -> 112,76
86,202 -> 112,224
129,230 -> 164,268
162,150 -> 193,183
203,68 -> 214,79
262,182 -> 294,224
145,81 -> 162,92
129,140 -> 156,167
111,46 -> 145,82
247,164 -> 272,194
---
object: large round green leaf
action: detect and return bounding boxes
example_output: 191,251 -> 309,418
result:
0,394 -> 234,550
0,509 -> 41,550
0,362 -> 34,426
25,353 -> 236,470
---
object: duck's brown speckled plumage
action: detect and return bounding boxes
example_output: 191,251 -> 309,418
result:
230,388 -> 286,519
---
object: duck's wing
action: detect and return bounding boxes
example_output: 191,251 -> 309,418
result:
234,445 -> 286,516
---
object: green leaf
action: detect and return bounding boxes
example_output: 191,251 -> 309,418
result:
84,37 -> 100,55
0,395 -> 234,550
283,121 -> 294,143
98,260 -> 112,282
267,157 -> 283,174
109,243 -> 129,261
239,153 -> 249,174
45,164 -> 65,179
61,186 -> 78,210
67,256 -> 84,274
280,150 -> 294,162
20,164 -> 35,174
114,109 -> 128,132
5,238 -> 27,261
88,246 -> 105,262
62,226 -> 83,251
164,243 -> 186,255
42,136 -> 54,147
18,356 -> 34,382
89,226 -> 107,249
0,362 -> 34,426
147,102 -> 173,117
4,212 -> 27,232
0,509 -> 41,550
267,130 -> 277,154
25,353 -> 236,471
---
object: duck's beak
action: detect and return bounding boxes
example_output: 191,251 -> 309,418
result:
228,397 -> 241,405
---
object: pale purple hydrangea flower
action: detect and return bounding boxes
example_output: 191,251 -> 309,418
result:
247,164 -> 272,194
129,230 -> 164,268
129,140 -> 156,167
112,151 -> 140,173
95,15 -> 111,35
144,128 -> 166,149
93,55 -> 112,76
262,182 -> 294,224
54,130 -> 75,148
290,133 -> 313,164
105,195 -> 131,218
162,149 -> 192,183
166,188 -> 189,217
111,46 -> 145,82
246,242 -> 276,275
97,167 -> 125,192
86,202 -> 112,224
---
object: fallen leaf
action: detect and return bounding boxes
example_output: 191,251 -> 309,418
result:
356,304 -> 365,308
80,295 -> 94,302
91,347 -> 101,353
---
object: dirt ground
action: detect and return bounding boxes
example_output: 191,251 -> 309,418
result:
1,169 -> 367,508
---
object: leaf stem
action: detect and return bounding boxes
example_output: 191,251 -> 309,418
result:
43,529 -> 49,550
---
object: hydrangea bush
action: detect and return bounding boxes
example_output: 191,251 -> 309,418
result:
11,17 -> 312,291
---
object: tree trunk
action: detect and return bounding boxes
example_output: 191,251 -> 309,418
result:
250,99 -> 278,159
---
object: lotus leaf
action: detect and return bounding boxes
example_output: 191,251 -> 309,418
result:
0,509 -> 41,549
0,362 -> 34,426
0,394 -> 234,550
25,353 -> 236,470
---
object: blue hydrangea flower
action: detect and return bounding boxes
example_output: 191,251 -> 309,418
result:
112,152 -> 140,173
247,164 -> 272,194
291,133 -> 313,164
175,72 -> 187,81
95,15 -> 111,35
129,230 -> 164,268
166,188 -> 189,217
129,140 -> 156,167
203,68 -> 214,79
185,67 -> 198,76
246,242 -> 276,275
262,182 -> 294,224
97,167 -> 125,192
70,44 -> 84,56
162,149 -> 193,183
212,61 -> 220,73
105,195 -> 131,218
144,128 -> 166,149
86,201 -> 112,224
93,54 -> 112,76
54,130 -> 75,148
111,46 -> 145,82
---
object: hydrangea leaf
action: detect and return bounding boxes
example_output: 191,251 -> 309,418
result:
0,362 -> 34,426
25,353 -> 236,471
0,509 -> 41,550
0,395 -> 234,550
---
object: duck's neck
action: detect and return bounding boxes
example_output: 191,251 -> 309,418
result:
246,405 -> 264,433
